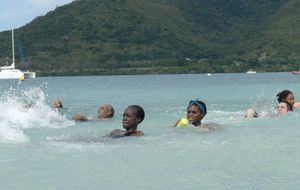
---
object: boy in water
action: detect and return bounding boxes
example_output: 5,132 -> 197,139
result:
277,102 -> 292,116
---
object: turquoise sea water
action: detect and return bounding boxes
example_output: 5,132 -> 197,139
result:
0,73 -> 300,190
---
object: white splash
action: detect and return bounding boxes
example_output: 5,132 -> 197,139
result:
0,87 -> 73,144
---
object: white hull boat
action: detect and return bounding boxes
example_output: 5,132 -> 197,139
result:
245,69 -> 257,74
0,29 -> 36,80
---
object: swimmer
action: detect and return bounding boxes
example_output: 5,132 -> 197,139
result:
175,98 -> 221,130
109,105 -> 145,138
52,100 -> 63,108
276,90 -> 300,109
277,102 -> 292,116
97,104 -> 115,119
72,104 -> 114,122
244,102 -> 292,118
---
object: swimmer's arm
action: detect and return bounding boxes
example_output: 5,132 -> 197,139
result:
203,123 -> 222,130
130,131 -> 144,137
294,102 -> 300,109
174,119 -> 180,127
72,114 -> 88,122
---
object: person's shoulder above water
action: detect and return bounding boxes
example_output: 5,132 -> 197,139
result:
197,123 -> 222,130
109,129 -> 144,138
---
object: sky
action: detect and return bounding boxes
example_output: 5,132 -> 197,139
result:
0,0 -> 74,32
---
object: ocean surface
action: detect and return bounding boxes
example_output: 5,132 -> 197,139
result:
0,73 -> 299,190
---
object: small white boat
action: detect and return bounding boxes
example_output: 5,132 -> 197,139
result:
24,71 -> 36,78
0,66 -> 25,79
0,29 -> 35,80
246,69 -> 257,74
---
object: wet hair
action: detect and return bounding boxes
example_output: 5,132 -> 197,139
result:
286,102 -> 293,112
106,104 -> 115,117
276,90 -> 293,103
188,98 -> 207,117
127,105 -> 145,123
57,101 -> 63,108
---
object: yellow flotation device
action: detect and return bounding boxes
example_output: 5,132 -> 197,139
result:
19,75 -> 25,81
175,118 -> 189,128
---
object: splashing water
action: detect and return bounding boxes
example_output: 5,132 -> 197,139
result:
0,86 -> 73,144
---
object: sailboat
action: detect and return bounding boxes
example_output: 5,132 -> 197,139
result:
0,29 -> 35,80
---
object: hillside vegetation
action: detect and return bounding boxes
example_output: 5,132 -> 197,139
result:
1,0 -> 298,76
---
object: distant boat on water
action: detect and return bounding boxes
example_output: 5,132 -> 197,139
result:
292,69 -> 300,75
245,69 -> 257,74
0,29 -> 35,80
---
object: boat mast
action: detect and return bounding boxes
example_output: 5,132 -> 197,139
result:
12,29 -> 15,68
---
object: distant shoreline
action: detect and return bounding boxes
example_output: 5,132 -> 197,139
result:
34,67 -> 290,77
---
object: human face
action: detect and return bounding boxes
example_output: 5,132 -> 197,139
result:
284,93 -> 295,106
187,104 -> 202,126
277,102 -> 288,115
98,105 -> 110,119
52,101 -> 62,108
122,108 -> 139,130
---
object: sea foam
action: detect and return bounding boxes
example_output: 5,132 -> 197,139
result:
0,86 -> 73,144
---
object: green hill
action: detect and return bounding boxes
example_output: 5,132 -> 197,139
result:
1,0 -> 298,76
238,0 -> 300,72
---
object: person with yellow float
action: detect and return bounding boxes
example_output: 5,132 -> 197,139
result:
175,98 -> 221,130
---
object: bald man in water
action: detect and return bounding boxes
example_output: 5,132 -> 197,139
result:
72,104 -> 114,122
